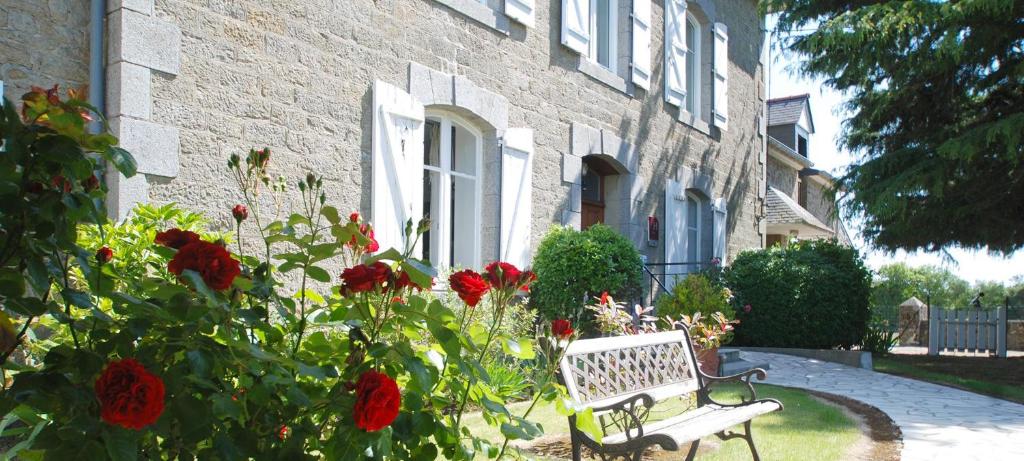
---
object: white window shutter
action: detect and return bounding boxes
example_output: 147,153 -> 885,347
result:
664,179 -> 684,287
506,0 -> 536,28
713,198 -> 728,263
500,128 -> 534,269
663,0 -> 687,107
371,80 -> 425,257
712,22 -> 729,129
630,0 -> 652,90
561,0 -> 590,54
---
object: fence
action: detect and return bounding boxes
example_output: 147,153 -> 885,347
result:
928,306 -> 1008,357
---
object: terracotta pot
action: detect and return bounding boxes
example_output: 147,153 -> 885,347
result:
696,346 -> 719,377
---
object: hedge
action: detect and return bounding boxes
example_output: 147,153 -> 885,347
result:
725,240 -> 872,349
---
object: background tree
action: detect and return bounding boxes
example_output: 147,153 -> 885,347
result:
765,0 -> 1024,254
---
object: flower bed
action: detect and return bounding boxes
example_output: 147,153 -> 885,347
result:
0,87 -> 600,459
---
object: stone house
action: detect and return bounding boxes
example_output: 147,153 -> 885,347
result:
764,94 -> 851,246
1,0 -> 768,274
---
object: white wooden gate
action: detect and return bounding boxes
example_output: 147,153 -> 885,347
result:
928,306 -> 1008,357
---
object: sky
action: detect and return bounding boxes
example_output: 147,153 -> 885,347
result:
766,27 -> 1024,285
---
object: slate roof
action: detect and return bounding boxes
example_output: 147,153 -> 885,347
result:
767,94 -> 813,131
765,187 -> 833,233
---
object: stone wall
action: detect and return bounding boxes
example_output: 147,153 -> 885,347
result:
3,0 -> 767,266
766,154 -> 795,197
803,178 -> 835,227
0,0 -> 91,101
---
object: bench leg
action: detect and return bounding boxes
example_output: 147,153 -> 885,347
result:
684,440 -> 700,461
743,420 -> 761,461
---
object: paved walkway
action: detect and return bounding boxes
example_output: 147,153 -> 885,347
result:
741,351 -> 1024,461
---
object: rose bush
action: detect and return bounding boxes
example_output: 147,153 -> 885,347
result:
0,88 -> 598,459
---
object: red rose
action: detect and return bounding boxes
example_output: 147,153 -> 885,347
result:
448,270 -> 489,307
51,175 -> 72,193
364,228 -> 379,253
232,204 -> 248,223
155,228 -> 202,249
341,262 -> 392,293
277,425 -> 290,440
96,247 -> 113,265
484,262 -> 535,292
346,223 -> 379,253
81,174 -> 100,192
349,212 -> 360,223
551,319 -> 574,340
484,261 -> 521,290
394,271 -> 430,292
600,291 -> 610,305
168,240 -> 241,291
353,370 -> 400,432
95,358 -> 165,430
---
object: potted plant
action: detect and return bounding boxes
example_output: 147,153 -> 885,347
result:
666,311 -> 739,376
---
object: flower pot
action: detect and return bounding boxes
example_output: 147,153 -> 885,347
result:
695,346 -> 719,377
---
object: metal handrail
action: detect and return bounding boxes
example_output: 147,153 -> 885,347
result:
643,261 -> 709,300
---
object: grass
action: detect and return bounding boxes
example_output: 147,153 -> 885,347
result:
874,356 -> 1024,404
461,384 -> 861,460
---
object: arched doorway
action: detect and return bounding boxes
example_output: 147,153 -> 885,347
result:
581,156 -> 619,229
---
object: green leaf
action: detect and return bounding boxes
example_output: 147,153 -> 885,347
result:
104,146 -> 137,177
103,427 -> 138,461
180,269 -> 219,303
321,206 -> 341,224
500,337 -> 536,360
574,408 -> 603,443
400,259 -> 436,288
61,288 -> 94,309
305,265 -> 331,283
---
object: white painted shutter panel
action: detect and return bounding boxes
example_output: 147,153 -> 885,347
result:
664,179 -> 685,288
561,0 -> 590,54
506,0 -> 536,28
712,22 -> 729,129
500,128 -> 534,268
371,80 -> 425,257
630,0 -> 652,90
713,198 -> 728,264
663,0 -> 687,107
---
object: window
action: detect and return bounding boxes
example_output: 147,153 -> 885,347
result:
685,13 -> 702,116
422,115 -> 481,270
589,0 -> 618,72
797,134 -> 808,157
685,193 -> 702,262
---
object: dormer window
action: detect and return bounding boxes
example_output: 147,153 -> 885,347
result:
797,134 -> 808,157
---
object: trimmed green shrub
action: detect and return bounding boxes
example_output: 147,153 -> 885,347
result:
725,240 -> 872,349
655,272 -> 734,322
529,224 -> 643,330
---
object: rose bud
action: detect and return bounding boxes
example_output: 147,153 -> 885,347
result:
232,204 -> 248,223
96,246 -> 113,265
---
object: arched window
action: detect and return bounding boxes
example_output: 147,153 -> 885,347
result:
422,113 -> 482,269
685,192 -> 702,262
685,13 -> 702,117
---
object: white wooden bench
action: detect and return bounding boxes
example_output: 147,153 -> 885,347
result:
559,330 -> 782,461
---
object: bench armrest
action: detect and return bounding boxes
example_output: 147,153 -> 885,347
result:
698,368 -> 768,406
569,392 -> 654,443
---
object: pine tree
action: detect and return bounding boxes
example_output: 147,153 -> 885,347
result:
765,0 -> 1024,254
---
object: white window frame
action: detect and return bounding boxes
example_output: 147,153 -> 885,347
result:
685,191 -> 702,263
588,0 -> 618,73
685,12 -> 702,119
423,111 -> 483,270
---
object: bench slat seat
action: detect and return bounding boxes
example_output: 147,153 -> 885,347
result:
602,400 -> 782,446
559,330 -> 782,461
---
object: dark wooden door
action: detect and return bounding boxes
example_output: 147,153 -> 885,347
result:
582,202 -> 605,229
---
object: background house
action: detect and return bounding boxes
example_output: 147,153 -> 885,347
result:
764,94 -> 850,246
1,0 -> 769,274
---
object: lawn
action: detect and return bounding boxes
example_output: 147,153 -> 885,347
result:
462,384 -> 861,460
874,355 -> 1024,404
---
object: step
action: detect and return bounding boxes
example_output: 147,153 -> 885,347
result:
719,358 -> 771,376
718,348 -> 741,362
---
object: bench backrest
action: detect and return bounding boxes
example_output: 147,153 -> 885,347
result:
559,330 -> 701,409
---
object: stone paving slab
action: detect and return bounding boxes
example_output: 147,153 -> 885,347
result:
741,351 -> 1024,461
